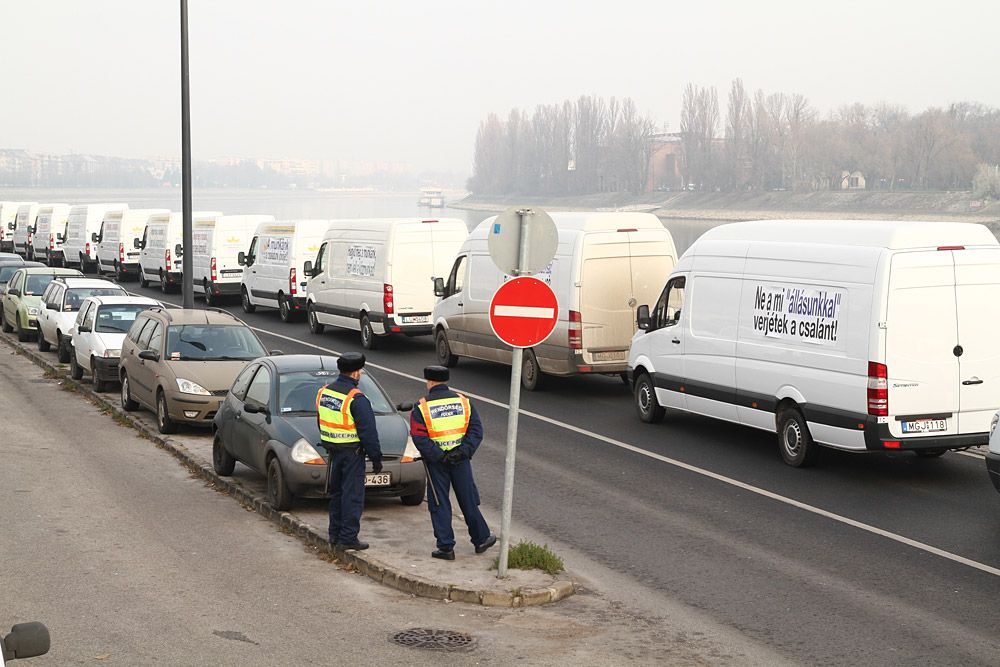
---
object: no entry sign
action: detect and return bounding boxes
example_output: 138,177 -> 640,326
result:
489,277 -> 559,348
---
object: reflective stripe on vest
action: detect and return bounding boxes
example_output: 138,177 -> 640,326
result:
418,394 -> 471,451
316,386 -> 361,445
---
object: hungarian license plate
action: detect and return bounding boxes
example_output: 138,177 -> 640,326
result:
221,269 -> 242,275
401,315 -> 428,324
592,350 -> 627,362
901,419 -> 947,433
365,473 -> 391,487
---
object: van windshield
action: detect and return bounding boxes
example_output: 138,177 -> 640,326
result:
277,371 -> 393,415
165,324 -> 266,361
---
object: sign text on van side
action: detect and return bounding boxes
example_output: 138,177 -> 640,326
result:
751,284 -> 843,345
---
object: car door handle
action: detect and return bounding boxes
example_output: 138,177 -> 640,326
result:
671,338 -> 681,344
234,412 -> 242,421
962,378 -> 984,385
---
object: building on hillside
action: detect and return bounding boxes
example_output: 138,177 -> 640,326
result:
646,133 -> 683,192
840,170 -> 866,190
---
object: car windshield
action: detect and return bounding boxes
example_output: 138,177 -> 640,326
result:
277,371 -> 394,415
0,266 -> 19,284
165,324 -> 266,361
96,304 -> 153,333
65,287 -> 126,311
24,274 -> 58,295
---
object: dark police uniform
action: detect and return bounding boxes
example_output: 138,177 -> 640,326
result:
317,353 -> 382,550
410,366 -> 496,559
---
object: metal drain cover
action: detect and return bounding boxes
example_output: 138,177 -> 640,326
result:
390,628 -> 476,652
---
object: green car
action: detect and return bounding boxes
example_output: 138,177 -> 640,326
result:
1,266 -> 83,341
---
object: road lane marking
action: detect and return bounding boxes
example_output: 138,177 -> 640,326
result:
128,290 -> 1000,578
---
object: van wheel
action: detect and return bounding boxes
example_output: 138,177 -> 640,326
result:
213,433 -> 236,476
435,328 -> 458,367
267,457 -> 293,511
139,272 -> 150,288
156,389 -> 178,434
634,371 -> 665,423
57,334 -> 72,363
521,349 -> 545,391
241,287 -> 256,314
37,330 -> 51,352
204,280 -> 216,306
360,314 -> 378,350
307,303 -> 325,334
278,293 -> 294,322
777,408 -> 819,467
915,448 -> 948,458
120,374 -> 139,411
70,352 -> 84,380
114,261 -> 126,283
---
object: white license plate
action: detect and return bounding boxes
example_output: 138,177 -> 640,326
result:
901,419 -> 947,433
401,315 -> 428,324
592,350 -> 627,362
365,473 -> 391,487
221,269 -> 242,275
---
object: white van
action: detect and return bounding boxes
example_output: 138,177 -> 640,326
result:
31,204 -> 72,266
11,203 -> 51,259
189,214 -> 271,305
0,201 -> 36,253
432,212 -> 676,389
138,211 -> 221,292
628,219 -> 1000,467
63,203 -> 128,272
95,208 -> 169,281
240,220 -> 328,321
305,218 -> 468,348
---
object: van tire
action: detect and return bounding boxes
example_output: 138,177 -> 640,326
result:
70,352 -> 84,380
278,293 -> 295,322
360,314 -> 378,350
139,272 -> 150,288
435,329 -> 458,367
114,261 -> 126,283
120,374 -> 139,411
213,434 -> 236,476
777,408 -> 819,467
521,349 -> 545,391
241,287 -> 256,314
634,371 -> 665,423
915,448 -> 948,458
204,280 -> 217,307
307,303 -> 325,334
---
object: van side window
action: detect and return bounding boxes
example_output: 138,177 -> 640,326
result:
446,256 -> 467,296
653,276 -> 685,329
314,243 -> 327,275
246,236 -> 258,265
140,226 -> 148,249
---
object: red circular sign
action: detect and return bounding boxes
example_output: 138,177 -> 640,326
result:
489,277 -> 559,348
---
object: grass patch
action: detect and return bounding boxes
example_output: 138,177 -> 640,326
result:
492,540 -> 564,576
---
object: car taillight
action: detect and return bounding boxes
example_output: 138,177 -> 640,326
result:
118,242 -> 125,262
211,256 -> 217,282
383,283 -> 394,315
289,267 -> 298,296
569,310 -> 582,349
867,361 -> 888,416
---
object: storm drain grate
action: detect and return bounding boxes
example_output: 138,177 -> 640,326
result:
390,628 -> 477,652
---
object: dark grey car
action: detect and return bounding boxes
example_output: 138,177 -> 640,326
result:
212,354 -> 425,510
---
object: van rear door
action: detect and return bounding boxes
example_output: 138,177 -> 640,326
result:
389,225 -> 454,322
953,248 -> 1000,434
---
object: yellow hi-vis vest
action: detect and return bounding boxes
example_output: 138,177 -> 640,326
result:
317,385 -> 361,446
418,394 -> 471,451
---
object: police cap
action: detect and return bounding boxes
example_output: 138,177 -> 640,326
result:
337,352 -> 366,373
423,365 -> 450,382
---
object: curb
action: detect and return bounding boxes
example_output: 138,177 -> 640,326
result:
1,333 -> 576,608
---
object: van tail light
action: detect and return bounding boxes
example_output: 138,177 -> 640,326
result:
211,257 -> 217,282
49,235 -> 55,251
867,361 -> 888,416
569,310 -> 583,349
383,283 -> 394,315
85,241 -> 91,256
118,242 -> 125,263
165,247 -> 172,267
289,267 -> 298,296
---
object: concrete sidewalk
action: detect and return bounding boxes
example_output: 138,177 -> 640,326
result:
0,332 -> 576,608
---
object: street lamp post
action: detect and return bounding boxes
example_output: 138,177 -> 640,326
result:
180,0 -> 193,308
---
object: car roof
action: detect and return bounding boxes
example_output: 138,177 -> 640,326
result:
19,267 -> 83,276
145,307 -> 249,326
82,295 -> 159,307
0,252 -> 22,262
52,277 -> 123,289
266,354 -> 340,373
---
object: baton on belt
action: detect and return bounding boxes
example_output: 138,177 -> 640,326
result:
414,457 -> 440,508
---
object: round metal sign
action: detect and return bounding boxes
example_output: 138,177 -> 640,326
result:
489,277 -> 559,349
486,207 -> 558,277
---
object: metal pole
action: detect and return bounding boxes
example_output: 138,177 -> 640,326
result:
180,0 -> 194,309
498,209 -> 531,578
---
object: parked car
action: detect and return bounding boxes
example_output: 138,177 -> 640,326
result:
36,277 -> 126,361
69,295 -> 160,391
1,267 -> 82,341
0,260 -> 41,294
212,354 -> 424,510
119,307 -> 268,433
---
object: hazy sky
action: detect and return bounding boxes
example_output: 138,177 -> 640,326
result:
3,1 -> 999,175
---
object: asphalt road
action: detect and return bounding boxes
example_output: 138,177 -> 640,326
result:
120,283 -> 1000,663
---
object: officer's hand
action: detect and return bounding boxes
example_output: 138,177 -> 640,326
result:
372,459 -> 383,474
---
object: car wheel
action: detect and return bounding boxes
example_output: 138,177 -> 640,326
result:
204,280 -> 216,307
634,371 -> 665,424
70,352 -> 84,380
435,328 -> 458,368
37,329 -> 50,352
16,314 -> 31,342
278,293 -> 294,322
777,408 -> 819,468
120,373 -> 139,411
266,457 -> 293,511
401,491 -> 423,506
307,303 -> 324,334
521,349 -> 545,391
915,448 -> 948,458
57,334 -> 71,363
360,314 -> 377,349
212,433 -> 236,476
1,309 -> 12,333
156,390 -> 177,434
241,287 -> 256,314
92,358 -> 108,392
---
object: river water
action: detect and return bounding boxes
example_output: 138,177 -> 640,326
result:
0,187 -> 724,257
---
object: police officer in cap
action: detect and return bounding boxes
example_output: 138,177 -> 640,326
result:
317,352 -> 382,550
410,366 -> 496,560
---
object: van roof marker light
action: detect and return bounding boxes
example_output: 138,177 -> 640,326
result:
617,228 -> 638,232
937,245 -> 965,251
422,219 -> 438,224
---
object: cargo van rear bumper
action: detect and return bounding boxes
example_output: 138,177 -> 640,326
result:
986,452 -> 1000,493
863,419 -> 988,451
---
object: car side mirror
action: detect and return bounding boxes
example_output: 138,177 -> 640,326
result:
138,349 -> 159,362
133,238 -> 142,249
91,232 -> 100,243
7,288 -> 20,297
433,277 -> 445,297
302,260 -> 313,277
237,251 -> 246,266
78,325 -> 91,333
269,349 -> 284,356
46,302 -> 59,310
636,304 -> 651,331
396,401 -> 414,412
2,621 -> 51,660
175,243 -> 183,257
244,402 -> 268,416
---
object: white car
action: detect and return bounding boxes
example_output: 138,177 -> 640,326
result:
69,295 -> 160,391
36,277 -> 126,362
988,412 -> 1000,494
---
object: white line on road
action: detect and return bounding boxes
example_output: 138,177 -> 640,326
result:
493,305 -> 555,318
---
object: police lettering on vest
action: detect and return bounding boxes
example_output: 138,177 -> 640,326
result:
418,395 -> 471,451
317,386 -> 361,446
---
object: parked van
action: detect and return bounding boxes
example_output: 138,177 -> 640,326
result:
188,214 -> 271,305
432,212 -> 676,389
628,219 -> 1000,467
11,203 -> 51,259
305,218 -> 468,348
0,201 -> 36,253
63,203 -> 128,272
95,208 -> 169,281
240,220 -> 328,321
138,211 -> 221,292
31,204 -> 72,266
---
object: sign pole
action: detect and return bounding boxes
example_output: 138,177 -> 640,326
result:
497,209 -> 531,578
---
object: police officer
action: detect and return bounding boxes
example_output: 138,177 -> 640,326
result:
317,352 -> 382,551
410,366 -> 496,560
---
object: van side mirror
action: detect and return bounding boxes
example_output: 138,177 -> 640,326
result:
433,277 -> 446,297
91,232 -> 100,243
237,251 -> 246,266
133,237 -> 143,249
56,233 -> 64,242
6,222 -> 13,230
636,304 -> 651,331
175,243 -> 183,257
302,260 -> 314,277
